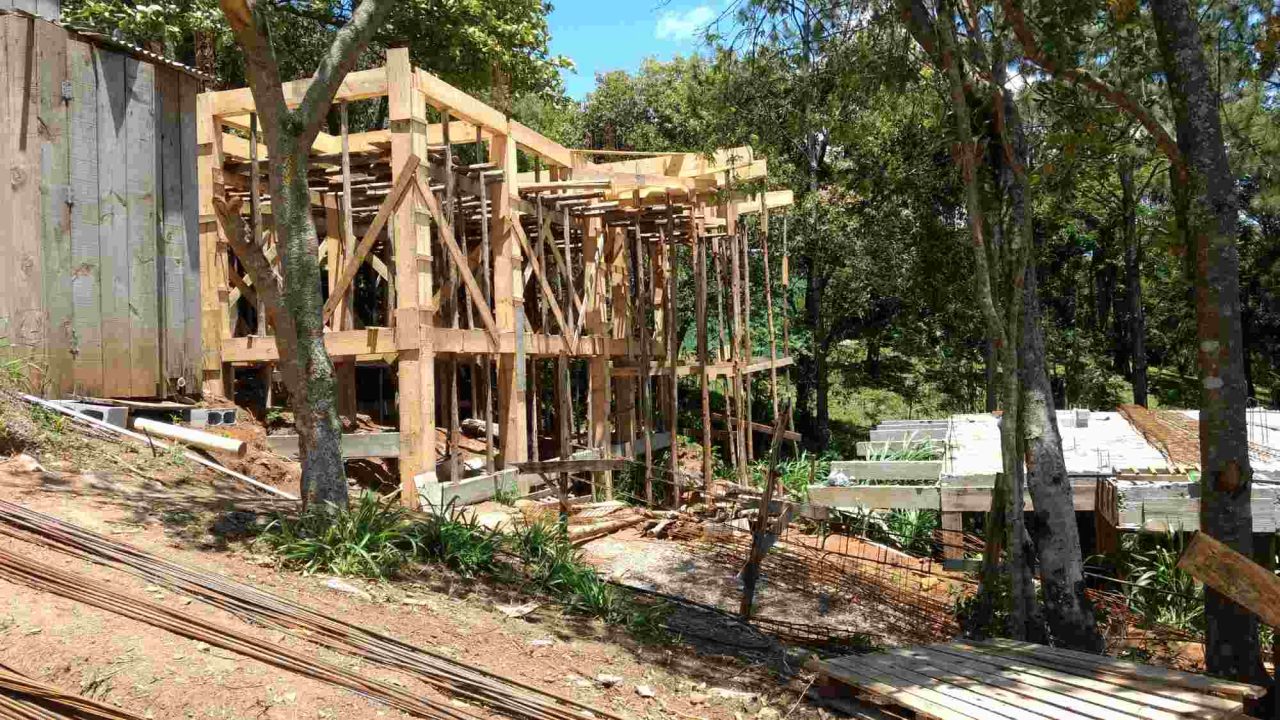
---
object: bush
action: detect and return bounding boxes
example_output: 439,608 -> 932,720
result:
410,500 -> 501,578
259,492 -> 418,579
1112,532 -> 1204,634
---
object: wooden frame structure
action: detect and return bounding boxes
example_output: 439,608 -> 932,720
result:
197,49 -> 795,507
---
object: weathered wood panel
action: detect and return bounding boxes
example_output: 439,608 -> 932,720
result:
5,17 -> 44,377
94,45 -> 129,397
124,56 -> 158,397
156,66 -> 185,392
178,74 -> 201,391
36,19 -> 71,394
67,39 -> 101,393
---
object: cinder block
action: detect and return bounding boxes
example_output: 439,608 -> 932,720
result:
57,402 -> 127,428
188,408 -> 238,427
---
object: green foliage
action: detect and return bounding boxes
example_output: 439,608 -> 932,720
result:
259,492 -> 418,579
830,506 -> 939,557
410,501 -> 502,578
1110,532 -> 1205,635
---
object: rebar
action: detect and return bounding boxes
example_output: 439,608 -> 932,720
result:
0,501 -> 616,720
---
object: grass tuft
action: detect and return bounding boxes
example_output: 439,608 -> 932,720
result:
258,491 -> 418,579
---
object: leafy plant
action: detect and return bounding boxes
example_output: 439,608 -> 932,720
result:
258,492 -> 418,579
1111,532 -> 1204,635
866,433 -> 943,461
410,501 -> 501,578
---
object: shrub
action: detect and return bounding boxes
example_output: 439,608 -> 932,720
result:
410,501 -> 501,578
259,491 -> 417,579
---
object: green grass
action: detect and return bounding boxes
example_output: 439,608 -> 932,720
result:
258,492 -> 668,636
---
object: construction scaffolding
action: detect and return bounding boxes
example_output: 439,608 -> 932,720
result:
197,49 -> 795,508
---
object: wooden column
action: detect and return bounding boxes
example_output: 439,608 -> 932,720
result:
696,217 -> 712,503
942,511 -> 964,562
389,48 -> 434,507
196,93 -> 230,398
323,195 -> 357,425
664,201 -> 679,507
759,199 -> 780,420
609,226 -> 635,458
584,215 -> 612,497
492,131 -> 528,466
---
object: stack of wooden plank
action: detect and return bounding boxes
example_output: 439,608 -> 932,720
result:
813,639 -> 1264,720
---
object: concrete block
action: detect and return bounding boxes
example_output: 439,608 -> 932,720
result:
57,402 -> 127,428
188,408 -> 238,427
266,432 -> 399,459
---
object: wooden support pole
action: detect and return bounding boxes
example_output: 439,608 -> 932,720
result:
584,216 -> 612,498
942,511 -> 964,562
197,93 -> 230,398
696,226 -> 712,504
742,209 -> 753,461
635,219 -> 654,505
339,101 -> 355,330
664,198 -> 679,508
492,132 -> 528,467
389,47 -> 433,507
479,176 -> 495,474
726,177 -> 748,483
741,404 -> 792,619
443,110 -> 461,487
609,226 -> 636,461
249,113 -> 266,336
759,199 -> 780,420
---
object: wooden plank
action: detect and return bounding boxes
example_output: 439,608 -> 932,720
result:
830,460 -> 943,481
1178,531 -> 1280,629
514,458 -> 631,474
896,647 -> 1200,720
0,17 -> 11,367
819,655 -> 1005,720
207,66 -> 386,116
973,640 -> 1267,700
178,74 -> 201,390
941,512 -> 963,562
37,20 -> 72,394
93,46 -> 129,396
67,38 -> 102,394
124,56 -> 158,396
265,432 -> 401,459
808,485 -> 942,510
859,652 -> 1126,720
926,644 -> 1242,717
6,17 -> 45,382
156,67 -> 187,393
942,483 -> 1096,512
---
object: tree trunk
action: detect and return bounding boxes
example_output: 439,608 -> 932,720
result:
1021,260 -> 1103,652
985,338 -> 998,412
1151,0 -> 1262,682
1120,158 -> 1149,406
273,146 -> 347,508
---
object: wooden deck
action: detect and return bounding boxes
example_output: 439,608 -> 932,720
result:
813,639 -> 1265,720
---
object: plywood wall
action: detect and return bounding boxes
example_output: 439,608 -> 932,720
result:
0,1 -> 60,21
0,15 -> 201,398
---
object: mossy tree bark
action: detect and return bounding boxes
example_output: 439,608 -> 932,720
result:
216,0 -> 395,509
1150,0 -> 1262,683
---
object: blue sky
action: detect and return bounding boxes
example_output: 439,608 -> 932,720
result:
547,1 -> 726,99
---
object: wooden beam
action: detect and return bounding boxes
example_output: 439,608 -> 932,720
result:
510,218 -> 574,354
514,458 -> 631,474
1178,532 -> 1280,628
266,432 -> 401,459
415,176 -> 500,348
322,153 -> 421,323
207,67 -> 388,116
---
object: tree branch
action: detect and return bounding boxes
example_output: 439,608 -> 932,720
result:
218,0 -> 289,151
213,196 -> 284,321
294,0 -> 396,150
999,0 -> 1184,174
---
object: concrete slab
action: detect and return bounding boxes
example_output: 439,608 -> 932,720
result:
266,432 -> 400,459
828,460 -> 941,481
419,468 -> 519,510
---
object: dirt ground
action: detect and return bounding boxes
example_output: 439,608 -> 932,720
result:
0,456 -> 826,720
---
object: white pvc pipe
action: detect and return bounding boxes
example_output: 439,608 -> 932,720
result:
20,395 -> 296,501
130,417 -> 247,457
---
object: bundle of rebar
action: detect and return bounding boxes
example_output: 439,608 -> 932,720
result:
0,663 -> 144,720
0,501 -> 615,720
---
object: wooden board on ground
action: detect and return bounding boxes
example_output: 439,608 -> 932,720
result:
813,639 -> 1264,720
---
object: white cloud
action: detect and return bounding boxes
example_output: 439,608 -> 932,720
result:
655,5 -> 715,42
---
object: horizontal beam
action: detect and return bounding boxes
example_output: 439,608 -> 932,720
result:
828,460 -> 942,482
221,328 -> 642,362
266,432 -> 401,459
806,480 -> 1098,512
514,458 -> 631,474
207,67 -> 388,117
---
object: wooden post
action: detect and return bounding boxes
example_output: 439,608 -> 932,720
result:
742,211 -> 753,461
389,47 -> 433,507
323,195 -> 357,425
664,200 -> 679,507
635,220 -> 654,504
584,216 -> 612,498
759,198 -> 780,420
492,131 -> 527,467
196,93 -> 230,398
339,101 -> 355,329
1177,531 -> 1280,628
442,110 -> 461,487
609,226 -> 635,460
696,223 -> 712,504
741,404 -> 792,619
726,181 -> 748,482
941,511 -> 964,562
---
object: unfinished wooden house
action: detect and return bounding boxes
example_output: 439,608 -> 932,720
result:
0,10 -> 207,398
199,48 -> 795,507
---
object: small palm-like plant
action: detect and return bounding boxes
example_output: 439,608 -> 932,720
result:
260,491 -> 417,579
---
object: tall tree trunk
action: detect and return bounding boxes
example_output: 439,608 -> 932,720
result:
273,146 -> 347,508
1151,0 -> 1262,682
1021,260 -> 1103,651
985,339 -> 998,413
1120,158 -> 1149,406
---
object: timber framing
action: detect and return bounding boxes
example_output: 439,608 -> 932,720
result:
198,52 -> 796,508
